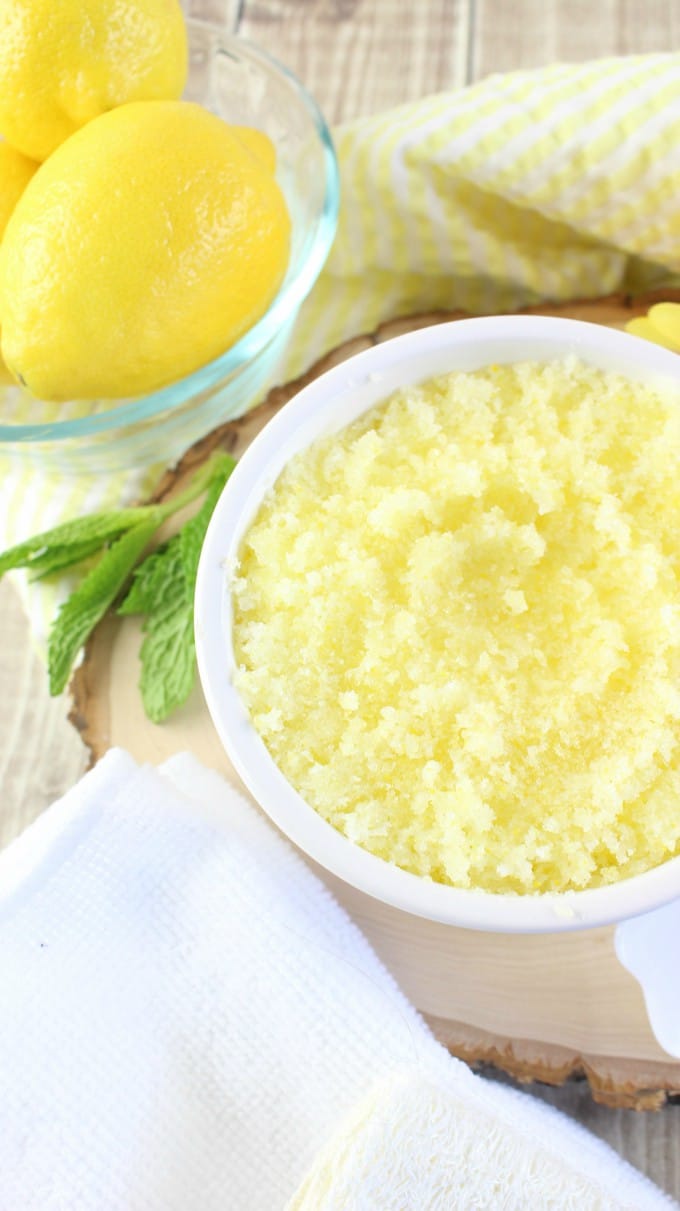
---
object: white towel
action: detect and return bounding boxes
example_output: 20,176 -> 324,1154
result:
0,749 -> 673,1211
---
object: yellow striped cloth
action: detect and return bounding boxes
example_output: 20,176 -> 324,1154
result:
285,53 -> 680,379
3,53 -> 680,646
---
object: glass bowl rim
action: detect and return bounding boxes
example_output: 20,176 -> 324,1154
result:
0,22 -> 340,444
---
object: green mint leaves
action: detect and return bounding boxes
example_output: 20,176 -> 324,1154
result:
48,512 -> 164,696
0,450 -> 235,719
119,464 -> 234,723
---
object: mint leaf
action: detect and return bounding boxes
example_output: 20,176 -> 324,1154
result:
139,604 -> 195,724
48,511 -> 162,695
118,539 -> 184,616
121,535 -> 195,721
0,508 -> 152,577
28,537 -> 115,581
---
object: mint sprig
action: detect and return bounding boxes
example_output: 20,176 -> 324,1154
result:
119,465 -> 234,722
0,450 -> 236,717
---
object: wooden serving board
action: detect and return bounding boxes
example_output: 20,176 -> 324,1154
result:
71,290 -> 680,1110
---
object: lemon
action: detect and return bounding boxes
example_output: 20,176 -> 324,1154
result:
0,141 -> 39,238
0,140 -> 38,383
0,0 -> 188,161
626,316 -> 680,352
644,302 -> 680,351
231,126 -> 278,174
0,101 -> 291,400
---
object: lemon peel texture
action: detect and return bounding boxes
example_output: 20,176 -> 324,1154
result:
0,0 -> 188,161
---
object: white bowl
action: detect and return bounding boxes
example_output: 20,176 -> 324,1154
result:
195,315 -> 680,1052
195,314 -> 680,931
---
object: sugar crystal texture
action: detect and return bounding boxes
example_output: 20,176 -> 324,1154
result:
232,358 -> 680,894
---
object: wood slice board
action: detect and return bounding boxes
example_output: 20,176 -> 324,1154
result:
71,291 -> 680,1110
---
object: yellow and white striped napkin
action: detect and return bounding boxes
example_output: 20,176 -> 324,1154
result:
3,52 -> 680,643
286,53 -> 680,378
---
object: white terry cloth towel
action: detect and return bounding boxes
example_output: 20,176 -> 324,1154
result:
0,748 -> 674,1211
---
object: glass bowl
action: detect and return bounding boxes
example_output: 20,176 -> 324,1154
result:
0,20 -> 339,475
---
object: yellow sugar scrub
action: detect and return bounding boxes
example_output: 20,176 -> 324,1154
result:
231,357 -> 680,895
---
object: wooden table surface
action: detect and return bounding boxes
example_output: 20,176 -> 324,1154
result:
3,0 -> 680,1201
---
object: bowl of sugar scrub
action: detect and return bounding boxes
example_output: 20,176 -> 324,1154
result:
196,315 -> 680,1044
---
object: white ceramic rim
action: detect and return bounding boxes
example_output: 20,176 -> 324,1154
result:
195,315 -> 680,933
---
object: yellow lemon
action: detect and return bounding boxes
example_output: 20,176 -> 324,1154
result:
0,0 -> 188,161
644,302 -> 680,351
0,139 -> 39,383
626,304 -> 680,353
0,101 -> 291,400
231,126 -> 278,174
0,140 -> 39,238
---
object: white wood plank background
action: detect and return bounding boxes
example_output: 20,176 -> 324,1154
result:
2,0 -> 680,1199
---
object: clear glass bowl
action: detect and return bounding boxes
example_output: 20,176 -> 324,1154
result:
0,20 -> 339,475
